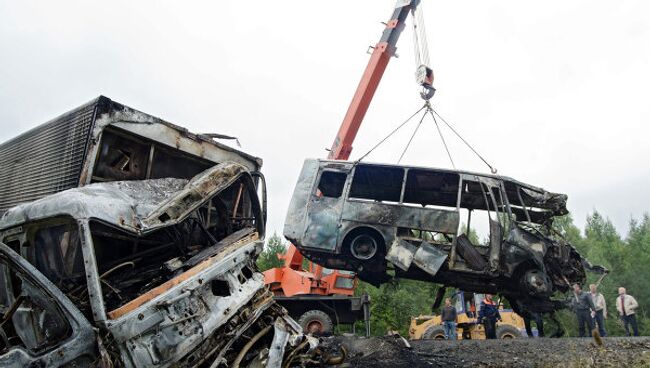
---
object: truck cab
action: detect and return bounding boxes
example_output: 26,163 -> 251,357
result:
0,97 -> 312,367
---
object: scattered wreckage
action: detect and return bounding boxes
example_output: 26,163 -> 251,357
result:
285,159 -> 608,316
0,97 -> 340,367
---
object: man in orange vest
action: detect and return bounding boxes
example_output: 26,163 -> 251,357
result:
478,294 -> 502,339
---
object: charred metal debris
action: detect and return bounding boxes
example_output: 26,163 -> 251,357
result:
0,97 -> 338,367
285,159 -> 608,316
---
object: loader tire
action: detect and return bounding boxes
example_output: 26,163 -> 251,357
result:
422,325 -> 446,340
496,325 -> 522,339
298,309 -> 333,335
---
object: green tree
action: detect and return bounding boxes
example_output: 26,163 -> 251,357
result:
354,279 -> 440,336
256,232 -> 286,271
552,214 -> 582,245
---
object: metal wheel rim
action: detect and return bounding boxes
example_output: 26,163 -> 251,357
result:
350,234 -> 377,260
307,320 -> 324,334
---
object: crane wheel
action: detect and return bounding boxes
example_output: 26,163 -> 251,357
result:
422,325 -> 446,340
496,325 -> 522,339
298,309 -> 333,336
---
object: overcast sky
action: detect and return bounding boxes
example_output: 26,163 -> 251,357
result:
1,0 -> 649,238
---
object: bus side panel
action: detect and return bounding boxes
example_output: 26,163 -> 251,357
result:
340,201 -> 459,234
284,159 -> 320,244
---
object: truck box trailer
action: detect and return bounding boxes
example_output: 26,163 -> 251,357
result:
0,95 -> 262,213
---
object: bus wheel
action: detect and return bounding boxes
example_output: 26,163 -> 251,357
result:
422,325 -> 446,340
496,325 -> 522,339
298,310 -> 333,335
349,233 -> 378,261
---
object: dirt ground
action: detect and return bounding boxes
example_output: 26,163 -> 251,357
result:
321,335 -> 650,367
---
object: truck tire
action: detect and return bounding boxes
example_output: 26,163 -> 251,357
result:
422,325 -> 446,340
496,325 -> 522,339
298,310 -> 333,335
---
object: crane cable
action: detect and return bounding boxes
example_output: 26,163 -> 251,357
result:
430,107 -> 498,174
397,102 -> 454,168
411,2 -> 431,69
397,107 -> 428,164
356,102 -> 497,175
355,104 -> 427,163
356,2 -> 497,173
428,108 -> 456,169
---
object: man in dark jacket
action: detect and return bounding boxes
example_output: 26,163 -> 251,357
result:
478,294 -> 501,339
571,283 -> 595,337
441,298 -> 458,340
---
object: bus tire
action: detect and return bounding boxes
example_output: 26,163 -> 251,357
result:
422,325 -> 446,340
298,309 -> 333,335
345,229 -> 384,262
496,325 -> 522,339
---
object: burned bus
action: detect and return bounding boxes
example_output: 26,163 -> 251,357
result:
284,159 -> 607,314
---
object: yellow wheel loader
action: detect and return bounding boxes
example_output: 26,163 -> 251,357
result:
410,291 -> 534,340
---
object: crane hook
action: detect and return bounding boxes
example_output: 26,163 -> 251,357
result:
415,64 -> 435,100
420,85 -> 436,101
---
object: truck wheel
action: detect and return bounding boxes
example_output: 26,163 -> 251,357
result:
422,325 -> 446,340
496,325 -> 522,339
298,310 -> 333,335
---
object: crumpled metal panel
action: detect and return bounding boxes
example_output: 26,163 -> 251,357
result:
107,240 -> 266,367
412,241 -> 448,277
0,178 -> 186,232
0,162 -> 252,235
386,239 -> 417,271
142,162 -> 248,229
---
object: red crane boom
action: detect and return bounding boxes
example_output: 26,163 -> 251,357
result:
264,0 -> 434,336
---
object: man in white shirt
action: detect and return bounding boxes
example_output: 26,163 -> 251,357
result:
615,287 -> 639,336
589,284 -> 607,337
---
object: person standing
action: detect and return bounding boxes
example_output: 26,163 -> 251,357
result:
440,298 -> 457,340
616,287 -> 640,336
571,283 -> 595,337
478,294 -> 501,339
589,284 -> 607,337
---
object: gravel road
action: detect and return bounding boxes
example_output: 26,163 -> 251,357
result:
321,335 -> 650,367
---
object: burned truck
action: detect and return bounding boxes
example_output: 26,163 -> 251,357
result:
284,159 -> 607,315
0,97 -> 325,367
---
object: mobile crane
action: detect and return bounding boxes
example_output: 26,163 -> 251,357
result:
263,0 -> 434,336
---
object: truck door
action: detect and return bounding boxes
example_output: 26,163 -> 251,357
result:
0,242 -> 96,368
302,169 -> 350,252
